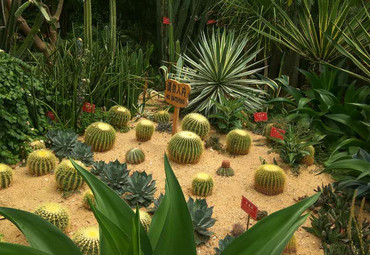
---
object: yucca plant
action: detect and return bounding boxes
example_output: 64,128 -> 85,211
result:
175,29 -> 276,116
0,154 -> 320,255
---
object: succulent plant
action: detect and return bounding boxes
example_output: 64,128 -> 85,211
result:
109,105 -> 131,128
192,173 -> 214,197
55,159 -> 86,191
27,149 -> 58,176
226,129 -> 251,155
147,193 -> 164,214
125,148 -> 145,165
30,140 -> 46,150
72,226 -> 100,255
283,235 -> 297,254
84,122 -> 116,152
34,202 -> 69,232
205,136 -> 224,151
187,197 -> 216,245
301,145 -> 315,166
124,171 -> 157,208
0,163 -> 13,189
155,122 -> 173,133
70,141 -> 94,166
181,113 -> 210,140
214,235 -> 234,255
153,110 -> 170,124
133,209 -> 152,232
82,189 -> 96,210
135,119 -> 155,142
46,129 -> 78,159
91,161 -> 105,176
167,131 -> 204,164
216,160 -> 234,177
254,164 -> 286,195
99,160 -> 130,195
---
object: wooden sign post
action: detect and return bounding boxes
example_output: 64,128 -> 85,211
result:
164,79 -> 191,135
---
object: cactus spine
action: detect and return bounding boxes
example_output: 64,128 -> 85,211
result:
135,120 -> 155,142
0,164 -> 13,189
84,122 -> 116,152
73,226 -> 100,255
125,148 -> 145,164
83,189 -> 96,210
254,164 -> 286,195
34,203 -> 70,232
167,131 -> 204,164
27,149 -> 57,176
192,173 -> 214,197
133,209 -> 152,232
154,110 -> 170,124
226,129 -> 251,155
181,113 -> 210,140
283,235 -> 297,254
30,140 -> 46,150
301,145 -> 315,166
216,160 -> 234,177
55,159 -> 86,191
109,105 -> 131,128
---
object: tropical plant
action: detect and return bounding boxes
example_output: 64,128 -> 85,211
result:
0,154 -> 320,255
124,171 -> 157,208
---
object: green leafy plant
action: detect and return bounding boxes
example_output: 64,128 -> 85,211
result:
124,171 -> 157,208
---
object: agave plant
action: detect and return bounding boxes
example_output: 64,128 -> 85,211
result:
215,235 -> 235,255
70,142 -> 94,166
187,197 -> 216,245
175,29 -> 277,116
147,193 -> 165,214
46,129 -> 79,159
124,171 -> 157,208
98,160 -> 130,195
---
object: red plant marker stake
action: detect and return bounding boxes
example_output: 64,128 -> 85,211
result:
270,126 -> 285,140
241,196 -> 258,230
254,112 -> 268,122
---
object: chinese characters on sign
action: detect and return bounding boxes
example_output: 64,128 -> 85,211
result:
254,112 -> 268,122
270,126 -> 286,140
241,196 -> 258,220
164,79 -> 191,108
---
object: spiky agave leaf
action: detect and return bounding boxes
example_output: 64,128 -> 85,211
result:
214,235 -> 235,255
91,161 -> 105,176
147,193 -> 165,214
124,171 -> 157,208
47,130 -> 79,159
99,160 -> 130,195
70,142 -> 94,166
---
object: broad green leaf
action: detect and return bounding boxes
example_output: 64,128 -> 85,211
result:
14,1 -> 31,17
127,207 -> 143,255
0,243 -> 49,255
322,159 -> 370,178
267,97 -> 297,106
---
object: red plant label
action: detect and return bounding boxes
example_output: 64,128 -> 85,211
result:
241,196 -> 258,220
254,112 -> 268,122
163,17 -> 170,25
46,111 -> 56,121
82,102 -> 96,113
207,19 -> 216,25
270,126 -> 285,140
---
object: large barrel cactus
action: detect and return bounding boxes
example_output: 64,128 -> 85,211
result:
55,159 -> 86,191
72,226 -> 100,255
82,189 -> 96,210
216,160 -> 234,177
153,110 -> 170,124
301,145 -> 315,166
34,202 -> 70,232
125,148 -> 145,164
192,172 -> 214,197
84,122 -> 116,152
109,105 -> 131,128
136,120 -> 155,142
27,149 -> 57,176
167,131 -> 204,164
181,113 -> 210,140
133,209 -> 152,232
226,129 -> 251,155
0,163 -> 13,189
254,164 -> 286,195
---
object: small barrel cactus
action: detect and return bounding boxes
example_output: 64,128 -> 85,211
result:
72,226 -> 100,255
283,235 -> 297,254
301,145 -> 315,166
27,149 -> 57,176
84,122 -> 116,152
136,119 -> 155,142
133,209 -> 152,232
167,131 -> 204,164
82,189 -> 96,210
192,172 -> 214,197
125,148 -> 145,164
30,140 -> 46,150
216,160 -> 234,177
181,113 -> 210,140
254,164 -> 286,195
109,105 -> 131,128
34,202 -> 69,232
0,163 -> 13,189
55,159 -> 86,191
226,129 -> 251,155
153,110 -> 170,124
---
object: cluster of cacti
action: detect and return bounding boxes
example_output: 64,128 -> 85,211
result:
27,149 -> 57,176
216,160 -> 234,177
135,120 -> 155,142
82,189 -> 96,210
283,235 -> 297,254
301,145 -> 315,166
133,209 -> 152,232
0,163 -> 13,189
109,105 -> 131,128
34,202 -> 69,232
254,164 -> 286,195
226,129 -> 251,155
84,122 -> 116,152
55,159 -> 86,191
30,140 -> 46,150
192,173 -> 214,197
72,226 -> 100,255
167,131 -> 204,164
181,113 -> 210,140
153,110 -> 170,124
125,148 -> 145,164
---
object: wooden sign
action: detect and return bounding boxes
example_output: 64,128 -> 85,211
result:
241,196 -> 258,220
164,79 -> 191,135
254,112 -> 268,122
270,126 -> 286,140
